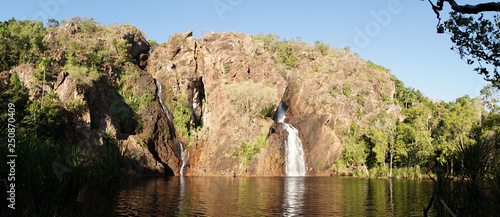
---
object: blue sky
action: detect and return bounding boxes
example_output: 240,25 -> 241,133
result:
0,0 -> 491,102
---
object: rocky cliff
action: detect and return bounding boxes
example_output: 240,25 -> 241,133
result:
1,19 -> 400,176
147,31 -> 399,176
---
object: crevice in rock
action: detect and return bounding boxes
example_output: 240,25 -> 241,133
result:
188,76 -> 205,129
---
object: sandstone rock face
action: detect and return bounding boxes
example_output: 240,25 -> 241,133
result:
3,21 -> 400,177
147,31 -> 400,176
285,53 -> 398,174
148,31 -> 288,176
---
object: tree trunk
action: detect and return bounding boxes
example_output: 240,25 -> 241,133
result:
361,160 -> 369,177
390,150 -> 394,177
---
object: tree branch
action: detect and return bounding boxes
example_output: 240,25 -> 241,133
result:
434,0 -> 500,14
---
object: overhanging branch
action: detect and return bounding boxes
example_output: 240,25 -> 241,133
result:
433,0 -> 500,14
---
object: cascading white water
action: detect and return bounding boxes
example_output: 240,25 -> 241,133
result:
155,80 -> 188,176
276,101 -> 306,176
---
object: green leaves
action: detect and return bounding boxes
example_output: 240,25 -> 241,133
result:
440,12 -> 500,84
0,19 -> 47,71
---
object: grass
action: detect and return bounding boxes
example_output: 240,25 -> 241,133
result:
0,131 -> 125,216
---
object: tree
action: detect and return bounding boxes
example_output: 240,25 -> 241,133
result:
481,84 -> 500,112
429,0 -> 500,85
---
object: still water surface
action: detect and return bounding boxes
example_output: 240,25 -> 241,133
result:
84,176 -> 434,216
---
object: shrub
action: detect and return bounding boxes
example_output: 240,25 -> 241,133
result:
236,132 -> 268,169
366,60 -> 390,73
343,83 -> 351,97
357,88 -> 369,106
253,33 -> 299,69
148,39 -> 158,46
260,104 -> 276,117
253,33 -> 280,49
225,80 -> 277,116
64,64 -> 101,92
224,63 -> 230,73
276,41 -> 299,69
314,40 -> 329,56
381,91 -> 390,103
329,84 -> 341,98
173,99 -> 191,137
67,98 -> 86,115
92,132 -> 125,182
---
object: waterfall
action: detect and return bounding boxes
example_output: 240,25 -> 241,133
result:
155,80 -> 188,176
276,101 -> 306,176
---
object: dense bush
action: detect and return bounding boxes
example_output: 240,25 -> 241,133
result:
0,18 -> 47,71
253,33 -> 300,69
225,80 -> 277,116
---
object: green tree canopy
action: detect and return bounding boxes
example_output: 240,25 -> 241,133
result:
429,0 -> 500,85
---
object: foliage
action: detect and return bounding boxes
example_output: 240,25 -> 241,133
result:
438,12 -> 500,85
33,56 -> 53,81
314,40 -> 329,56
225,80 -> 277,116
67,98 -> 86,115
275,41 -> 299,69
148,39 -> 158,46
0,17 -> 147,216
64,64 -> 102,92
22,93 -> 66,147
342,83 -> 351,97
253,33 -> 300,69
356,88 -> 369,106
481,84 -> 500,112
260,104 -> 276,117
224,63 -> 230,73
117,69 -> 153,115
90,132 -> 125,183
0,18 -> 47,71
0,73 -> 28,136
236,132 -> 268,169
366,60 -> 390,73
253,33 -> 280,49
173,97 -> 192,137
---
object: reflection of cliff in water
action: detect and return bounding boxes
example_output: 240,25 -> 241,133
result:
75,177 -> 432,216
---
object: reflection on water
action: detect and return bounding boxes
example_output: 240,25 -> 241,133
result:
82,177 -> 435,216
282,177 -> 305,216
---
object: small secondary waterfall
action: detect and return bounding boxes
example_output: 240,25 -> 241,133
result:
155,80 -> 188,176
276,101 -> 306,176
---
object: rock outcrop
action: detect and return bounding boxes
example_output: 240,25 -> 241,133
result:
2,19 -> 401,177
148,31 -> 288,176
147,31 -> 399,176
